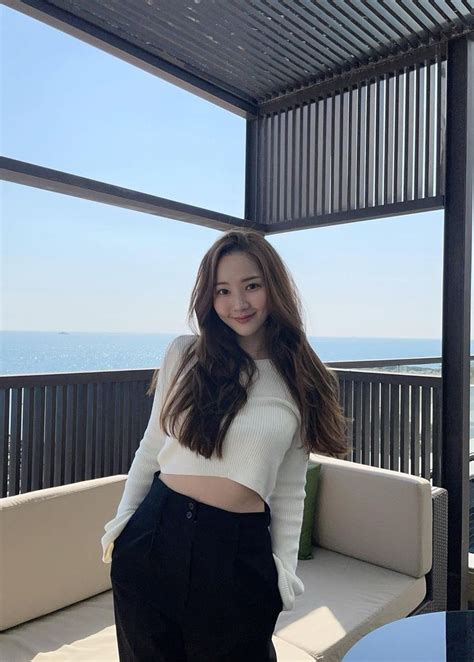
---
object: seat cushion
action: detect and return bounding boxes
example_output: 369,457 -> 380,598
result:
0,590 -> 313,662
0,591 -> 117,662
274,547 -> 427,662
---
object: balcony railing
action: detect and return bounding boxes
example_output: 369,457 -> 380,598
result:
1,355 -> 455,500
0,369 -> 155,498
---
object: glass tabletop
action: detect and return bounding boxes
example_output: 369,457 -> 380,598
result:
342,610 -> 474,661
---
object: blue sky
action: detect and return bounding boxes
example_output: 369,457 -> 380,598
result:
1,5 -> 458,339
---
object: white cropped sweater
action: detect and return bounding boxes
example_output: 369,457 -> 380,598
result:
101,334 -> 309,612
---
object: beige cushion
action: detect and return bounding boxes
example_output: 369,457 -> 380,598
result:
468,553 -> 474,604
275,546 -> 426,662
0,476 -> 127,631
0,590 -> 313,662
310,453 -> 432,578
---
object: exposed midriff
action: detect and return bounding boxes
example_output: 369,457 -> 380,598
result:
158,473 -> 265,512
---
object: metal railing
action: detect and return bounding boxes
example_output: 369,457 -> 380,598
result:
0,369 -> 155,498
0,354 -> 470,499
327,355 -> 444,486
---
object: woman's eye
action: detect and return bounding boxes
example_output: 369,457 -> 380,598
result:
216,283 -> 260,295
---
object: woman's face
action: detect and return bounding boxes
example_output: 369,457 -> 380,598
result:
213,252 -> 269,351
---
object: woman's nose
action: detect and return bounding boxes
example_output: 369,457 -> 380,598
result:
232,294 -> 250,310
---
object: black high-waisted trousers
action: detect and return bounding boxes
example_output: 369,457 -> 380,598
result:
110,470 -> 283,662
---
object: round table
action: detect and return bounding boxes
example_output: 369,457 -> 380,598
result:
342,610 -> 474,661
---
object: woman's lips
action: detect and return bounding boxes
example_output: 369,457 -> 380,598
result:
233,313 -> 256,323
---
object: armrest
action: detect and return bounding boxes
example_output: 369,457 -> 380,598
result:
411,486 -> 448,614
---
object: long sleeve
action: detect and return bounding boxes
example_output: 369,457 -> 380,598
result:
267,427 -> 309,611
100,335 -> 181,563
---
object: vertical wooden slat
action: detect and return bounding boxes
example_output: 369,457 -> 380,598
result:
338,89 -> 344,212
265,115 -> 272,224
403,66 -> 411,202
103,382 -> 114,475
0,389 -> 9,497
375,76 -> 383,207
122,380 -> 131,472
370,380 -> 380,467
353,380 -> 362,463
421,385 -> 432,480
43,385 -> 55,488
320,96 -> 328,214
113,382 -> 123,475
420,61 -> 428,198
362,81 -> 368,207
365,79 -> 372,208
278,110 -> 285,222
348,84 -> 354,209
384,72 -> 392,205
144,383 -> 154,428
436,55 -> 447,195
389,383 -> 400,471
424,58 -> 433,197
331,90 -> 338,214
415,61 -> 423,199
10,389 -> 21,496
75,383 -> 86,482
64,384 -> 75,485
316,97 -> 324,215
301,103 -> 309,219
272,113 -> 279,224
380,382 -> 390,469
31,386 -> 45,491
406,65 -> 415,201
95,381 -> 105,478
354,83 -> 363,209
339,378 -> 346,411
428,58 -> 438,197
308,101 -> 316,217
54,385 -> 65,487
293,104 -> 301,219
85,383 -> 95,480
343,379 -> 354,461
21,388 -> 33,493
432,384 -> 442,486
361,381 -> 371,465
393,70 -> 401,203
400,383 -> 410,474
323,94 -> 330,214
410,385 -> 421,476
129,380 -> 139,466
257,113 -> 266,224
285,107 -> 292,221
340,88 -> 349,211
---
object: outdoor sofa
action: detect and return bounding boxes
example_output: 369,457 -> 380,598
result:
0,454 -> 448,661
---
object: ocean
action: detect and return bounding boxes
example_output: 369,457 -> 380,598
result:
0,330 -> 458,376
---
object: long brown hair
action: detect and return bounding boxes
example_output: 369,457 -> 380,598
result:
147,228 -> 352,460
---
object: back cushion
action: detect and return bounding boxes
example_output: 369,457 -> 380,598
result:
0,475 -> 126,630
310,454 -> 432,578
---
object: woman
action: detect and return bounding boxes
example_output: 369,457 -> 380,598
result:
101,228 -> 350,662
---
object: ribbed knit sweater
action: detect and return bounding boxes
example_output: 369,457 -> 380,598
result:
101,334 -> 309,612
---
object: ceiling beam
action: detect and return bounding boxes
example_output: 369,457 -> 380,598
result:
0,157 -> 263,232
